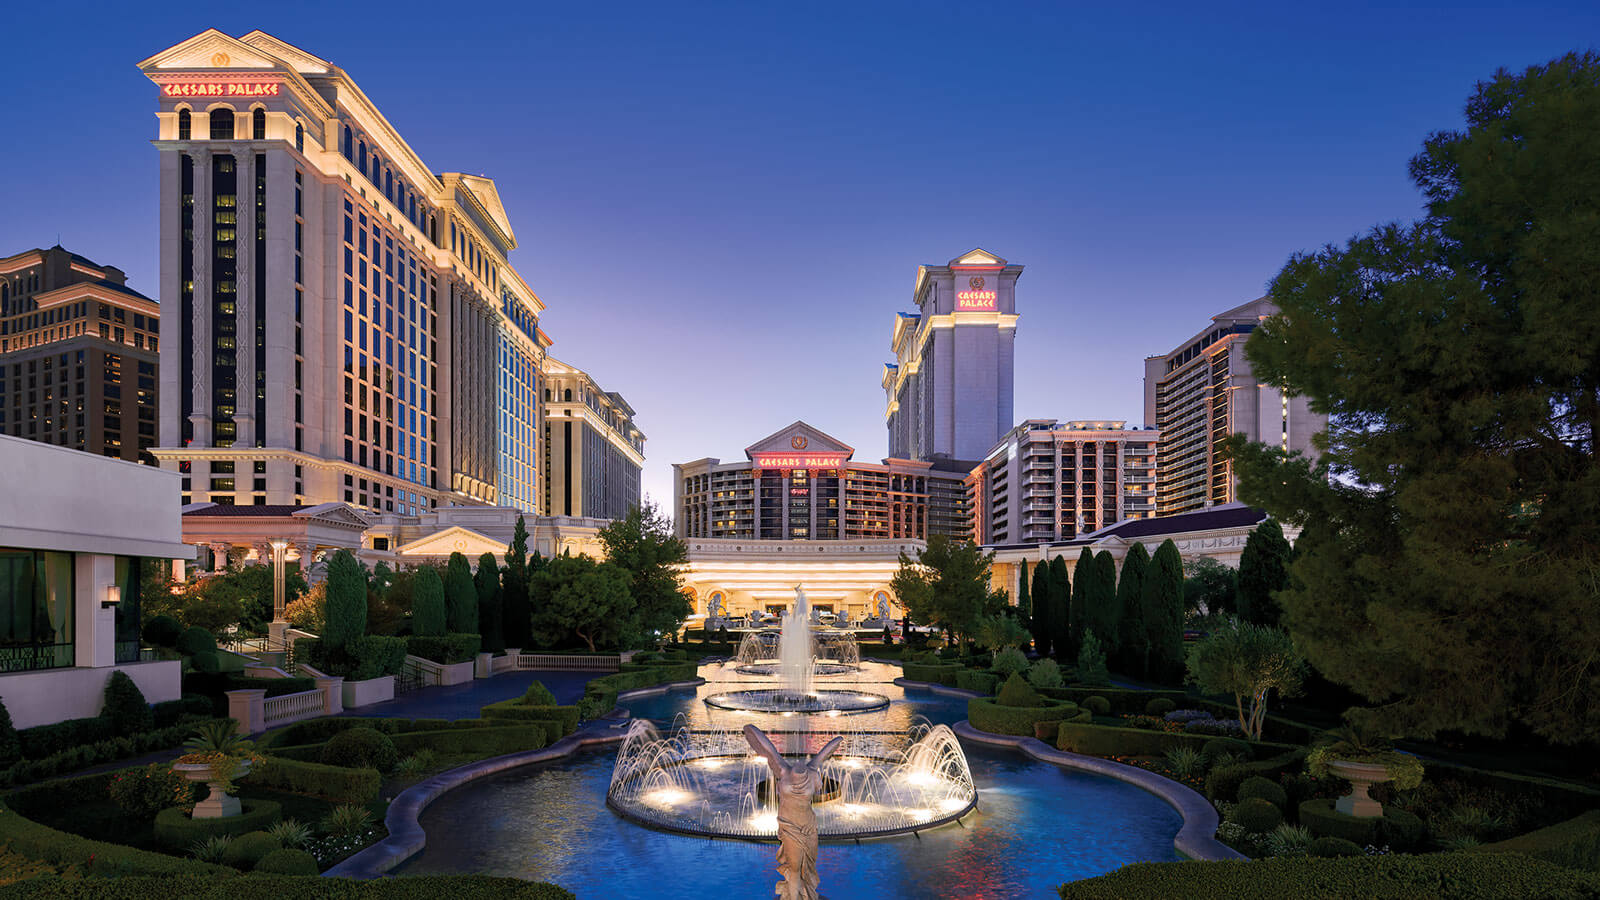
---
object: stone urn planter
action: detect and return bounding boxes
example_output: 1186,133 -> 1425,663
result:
1327,759 -> 1389,817
173,758 -> 253,819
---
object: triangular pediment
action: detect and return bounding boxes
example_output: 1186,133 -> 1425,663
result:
294,502 -> 372,529
138,30 -> 282,72
745,422 -> 854,459
453,174 -> 517,249
396,526 -> 508,557
949,248 -> 1007,267
238,31 -> 331,73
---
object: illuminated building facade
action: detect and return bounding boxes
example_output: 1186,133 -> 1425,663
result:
966,419 -> 1160,546
139,30 -> 550,515
1143,298 -> 1323,515
0,247 -> 160,462
541,356 -> 644,521
674,422 -> 966,542
885,248 -> 1020,465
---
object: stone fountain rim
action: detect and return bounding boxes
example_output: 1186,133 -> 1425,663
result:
603,791 -> 978,844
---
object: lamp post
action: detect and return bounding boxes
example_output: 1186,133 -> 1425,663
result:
269,539 -> 288,644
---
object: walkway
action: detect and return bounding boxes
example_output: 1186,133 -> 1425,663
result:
342,669 -> 598,721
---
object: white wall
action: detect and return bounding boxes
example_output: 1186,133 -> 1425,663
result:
0,660 -> 182,730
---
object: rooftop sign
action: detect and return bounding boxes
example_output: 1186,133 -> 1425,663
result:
159,79 -> 282,99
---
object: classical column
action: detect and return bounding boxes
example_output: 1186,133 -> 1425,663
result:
209,542 -> 231,573
190,149 -> 214,446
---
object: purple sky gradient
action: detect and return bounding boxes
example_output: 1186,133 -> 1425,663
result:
2,3 -> 1595,508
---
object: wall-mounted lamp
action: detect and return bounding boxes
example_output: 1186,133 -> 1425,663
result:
103,585 -> 122,610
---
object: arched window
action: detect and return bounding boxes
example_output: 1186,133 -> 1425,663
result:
252,108 -> 266,140
1,282 -> 8,316
177,109 -> 191,140
384,169 -> 392,200
341,125 -> 351,158
543,388 -> 550,402
295,123 -> 304,152
209,108 -> 234,140
563,388 -> 572,402
357,141 -> 366,176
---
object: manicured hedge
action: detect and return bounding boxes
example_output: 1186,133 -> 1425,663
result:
1057,852 -> 1600,899
1297,798 -> 1425,849
968,698 -> 1083,737
480,700 -> 580,737
0,720 -> 224,788
1475,809 -> 1600,872
259,716 -> 503,749
390,724 -> 553,757
900,662 -> 965,685
407,633 -> 482,665
3,875 -> 576,899
1056,721 -> 1297,760
1190,697 -> 1319,744
1204,748 -> 1308,803
583,662 -> 700,717
252,756 -> 381,805
0,797 -> 233,878
1038,686 -> 1187,714
152,800 -> 284,849
953,670 -> 1001,695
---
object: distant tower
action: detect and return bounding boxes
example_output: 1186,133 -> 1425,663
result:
884,249 -> 1020,464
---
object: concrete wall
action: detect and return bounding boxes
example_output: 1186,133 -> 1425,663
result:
0,660 -> 182,730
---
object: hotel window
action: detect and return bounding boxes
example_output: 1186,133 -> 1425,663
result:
295,123 -> 304,152
210,108 -> 234,140
178,109 -> 191,141
252,108 -> 266,140
0,549 -> 75,672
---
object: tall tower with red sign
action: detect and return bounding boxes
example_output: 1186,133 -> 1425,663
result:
883,248 -> 1021,464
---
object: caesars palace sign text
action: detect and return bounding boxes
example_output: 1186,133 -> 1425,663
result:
162,81 -> 282,98
956,289 -> 997,311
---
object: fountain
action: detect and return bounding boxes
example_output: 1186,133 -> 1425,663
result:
708,586 -> 889,714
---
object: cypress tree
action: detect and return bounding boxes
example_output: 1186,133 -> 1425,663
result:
502,516 -> 531,648
1016,560 -> 1031,630
1048,555 -> 1071,662
1116,542 -> 1150,676
526,550 -> 548,648
1091,550 -> 1121,653
1141,540 -> 1186,685
444,551 -> 478,634
412,567 -> 447,636
1069,548 -> 1095,659
476,552 -> 504,651
323,549 -> 368,651
1030,561 -> 1052,657
1238,518 -> 1292,626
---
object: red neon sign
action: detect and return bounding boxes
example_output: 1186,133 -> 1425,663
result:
751,453 -> 847,469
162,81 -> 282,99
956,290 -> 997,311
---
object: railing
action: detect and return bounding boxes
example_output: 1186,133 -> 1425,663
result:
516,653 -> 621,672
395,659 -> 424,694
492,653 -> 518,674
263,689 -> 326,728
404,655 -> 448,687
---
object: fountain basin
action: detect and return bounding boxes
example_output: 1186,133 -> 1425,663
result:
735,662 -> 858,678
705,689 -> 890,714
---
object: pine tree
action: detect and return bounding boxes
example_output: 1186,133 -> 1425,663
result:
444,552 -> 477,634
1047,555 -> 1071,662
1030,561 -> 1052,657
1141,540 -> 1186,685
501,516 -> 531,649
1116,543 -> 1150,676
1238,518 -> 1292,626
1069,548 -> 1095,659
476,552 -> 504,651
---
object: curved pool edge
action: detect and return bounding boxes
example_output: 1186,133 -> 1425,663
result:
323,678 -> 706,880
951,721 -> 1245,862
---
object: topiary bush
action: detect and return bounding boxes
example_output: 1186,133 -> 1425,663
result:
1298,798 -> 1425,850
191,651 -> 221,674
152,799 -> 282,848
1082,695 -> 1111,716
995,673 -> 1043,708
1228,797 -> 1285,833
1145,698 -> 1176,717
220,830 -> 281,869
1238,775 -> 1289,811
992,647 -> 1029,678
1309,835 -> 1365,858
522,681 -> 558,706
143,615 -> 183,648
1028,658 -> 1064,689
103,671 -> 155,737
253,847 -> 320,875
176,627 -> 217,657
319,726 -> 398,772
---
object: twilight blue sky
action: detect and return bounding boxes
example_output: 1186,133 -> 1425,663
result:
2,2 -> 1596,507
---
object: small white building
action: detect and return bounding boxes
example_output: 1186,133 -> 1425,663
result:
0,434 -> 189,728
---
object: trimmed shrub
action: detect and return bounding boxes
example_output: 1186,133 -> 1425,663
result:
252,755 -> 381,804
143,614 -> 183,648
996,673 -> 1044,708
992,647 -> 1029,677
1228,797 -> 1284,833
192,650 -> 222,674
900,661 -> 965,685
1475,809 -> 1600,872
1144,698 -> 1176,717
0,798 -> 232,877
1309,836 -> 1365,858
390,724 -> 552,757
221,831 -> 281,869
103,671 -> 155,737
1298,798 -> 1426,849
177,626 -> 218,656
153,800 -> 283,849
480,700 -> 579,737
1037,686 -> 1187,714
253,847 -> 320,875
1082,695 -> 1111,716
1056,722 -> 1297,761
1205,748 -> 1308,803
1028,658 -> 1065,689
969,697 -> 1080,736
320,726 -> 398,772
954,670 -> 1001,695
108,762 -> 196,816
406,633 -> 481,665
0,698 -> 19,765
1238,775 -> 1289,811
522,680 -> 559,706
1201,737 -> 1252,764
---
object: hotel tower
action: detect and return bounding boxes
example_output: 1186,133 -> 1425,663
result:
138,30 -> 550,516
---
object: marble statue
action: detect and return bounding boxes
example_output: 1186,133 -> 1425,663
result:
743,724 -> 842,900
876,595 -> 890,622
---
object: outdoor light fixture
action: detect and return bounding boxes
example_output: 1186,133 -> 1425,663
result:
103,585 -> 121,609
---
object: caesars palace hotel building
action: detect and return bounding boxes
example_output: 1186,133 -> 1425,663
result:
138,30 -> 551,517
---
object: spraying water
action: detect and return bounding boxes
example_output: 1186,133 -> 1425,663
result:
779,584 -> 814,698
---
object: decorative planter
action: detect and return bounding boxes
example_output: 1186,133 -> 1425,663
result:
174,758 -> 253,819
341,674 -> 395,708
1327,759 -> 1390,817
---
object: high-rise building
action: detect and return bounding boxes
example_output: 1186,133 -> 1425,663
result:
885,248 -> 1020,465
0,247 -> 160,462
138,30 -> 549,515
967,419 -> 1160,545
1144,298 -> 1324,515
542,356 -> 645,521
674,422 -> 967,541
